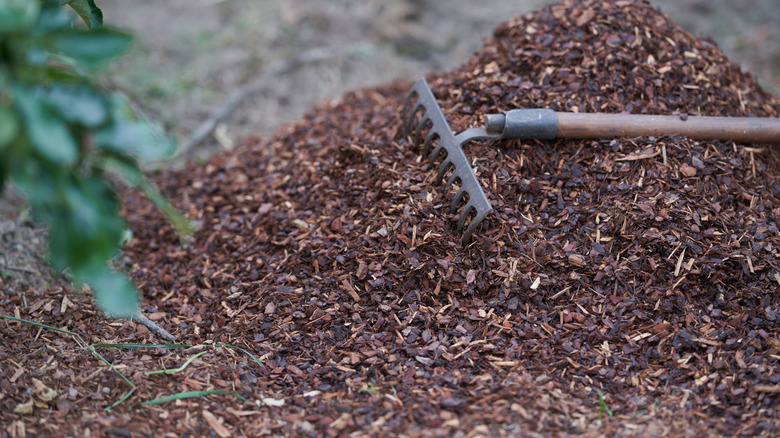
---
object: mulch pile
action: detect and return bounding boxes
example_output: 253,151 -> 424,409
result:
3,0 -> 780,436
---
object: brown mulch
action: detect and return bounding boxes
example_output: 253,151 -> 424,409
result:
3,0 -> 780,436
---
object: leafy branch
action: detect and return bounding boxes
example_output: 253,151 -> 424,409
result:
0,0 -> 195,317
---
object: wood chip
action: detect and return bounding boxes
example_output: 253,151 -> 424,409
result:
202,410 -> 232,438
7,0 -> 780,435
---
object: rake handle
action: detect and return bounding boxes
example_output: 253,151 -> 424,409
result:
485,109 -> 780,143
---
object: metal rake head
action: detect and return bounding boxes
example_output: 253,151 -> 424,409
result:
400,78 -> 496,245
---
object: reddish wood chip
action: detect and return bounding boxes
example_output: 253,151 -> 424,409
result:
202,410 -> 232,438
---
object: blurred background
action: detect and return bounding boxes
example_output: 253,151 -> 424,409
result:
100,0 -> 780,161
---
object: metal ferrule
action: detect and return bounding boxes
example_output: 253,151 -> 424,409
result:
484,109 -> 559,140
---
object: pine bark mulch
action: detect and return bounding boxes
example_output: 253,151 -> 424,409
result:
3,0 -> 780,436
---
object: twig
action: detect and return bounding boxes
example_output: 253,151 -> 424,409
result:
615,149 -> 661,161
180,45 -> 350,155
755,385 -> 780,394
131,312 -> 177,342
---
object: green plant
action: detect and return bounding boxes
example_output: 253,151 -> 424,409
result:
598,390 -> 613,419
358,382 -> 380,396
0,0 -> 194,317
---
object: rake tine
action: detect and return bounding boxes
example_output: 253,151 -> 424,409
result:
403,103 -> 422,140
451,186 -> 468,213
401,90 -> 419,132
444,167 -> 461,189
405,102 -> 425,142
436,157 -> 455,185
457,204 -> 475,234
428,138 -> 446,164
414,113 -> 431,149
459,204 -> 491,246
423,129 -> 440,157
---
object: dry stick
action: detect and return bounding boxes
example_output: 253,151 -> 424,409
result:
131,312 -> 176,342
180,46 -> 350,156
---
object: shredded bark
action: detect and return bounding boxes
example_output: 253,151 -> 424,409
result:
3,0 -> 780,436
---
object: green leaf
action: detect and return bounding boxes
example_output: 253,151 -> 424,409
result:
140,390 -> 230,407
0,105 -> 20,149
12,85 -> 79,165
0,105 -> 19,191
87,269 -> 139,318
46,85 -> 108,128
0,157 -> 6,193
31,172 -> 124,276
95,118 -> 176,161
95,94 -> 176,161
61,0 -> 102,30
598,390 -> 613,419
35,1 -> 72,33
8,155 -> 55,206
215,344 -> 264,367
138,178 -> 198,238
92,343 -> 192,349
65,175 -> 124,264
53,29 -> 131,66
100,154 -> 197,238
25,47 -> 50,67
99,152 -> 142,185
90,342 -> 264,367
0,0 -> 40,32
146,351 -> 207,375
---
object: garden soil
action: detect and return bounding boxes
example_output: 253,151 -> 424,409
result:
3,0 -> 780,436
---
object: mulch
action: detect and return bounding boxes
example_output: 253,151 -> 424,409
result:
3,0 -> 780,436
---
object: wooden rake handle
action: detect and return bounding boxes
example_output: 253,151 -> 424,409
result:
485,110 -> 780,143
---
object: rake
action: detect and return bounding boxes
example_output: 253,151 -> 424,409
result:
401,78 -> 780,245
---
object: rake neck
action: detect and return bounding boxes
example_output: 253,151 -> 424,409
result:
454,127 -> 501,144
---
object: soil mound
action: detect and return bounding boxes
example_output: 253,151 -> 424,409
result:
122,0 -> 780,434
